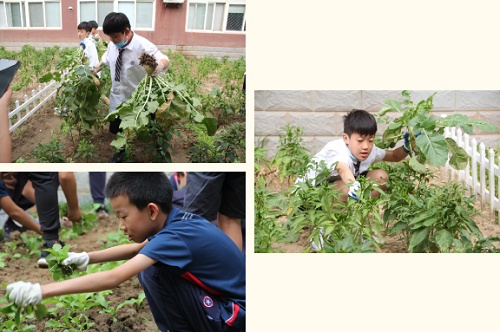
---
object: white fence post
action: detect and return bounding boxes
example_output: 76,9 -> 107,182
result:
479,143 -> 486,209
489,148 -> 495,217
472,138 -> 478,197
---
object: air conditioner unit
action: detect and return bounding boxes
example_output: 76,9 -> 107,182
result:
163,0 -> 185,4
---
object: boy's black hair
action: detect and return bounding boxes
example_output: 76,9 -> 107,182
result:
77,21 -> 91,32
88,20 -> 98,29
105,173 -> 173,214
343,109 -> 377,137
103,12 -> 131,35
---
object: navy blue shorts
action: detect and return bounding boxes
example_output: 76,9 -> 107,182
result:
183,173 -> 245,222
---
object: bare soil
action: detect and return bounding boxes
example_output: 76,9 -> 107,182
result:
257,165 -> 500,253
0,213 -> 159,331
9,72 -> 245,163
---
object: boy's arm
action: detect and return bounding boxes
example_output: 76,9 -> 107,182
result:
336,162 -> 355,185
0,87 -> 12,163
0,196 -> 42,235
383,146 -> 408,162
6,253 -> 157,306
88,240 -> 149,264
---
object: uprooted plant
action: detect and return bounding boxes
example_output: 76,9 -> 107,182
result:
105,52 -> 217,162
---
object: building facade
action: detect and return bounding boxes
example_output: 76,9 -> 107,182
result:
0,0 -> 245,58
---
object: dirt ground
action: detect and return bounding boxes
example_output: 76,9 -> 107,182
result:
0,213 -> 159,331
258,166 -> 500,253
9,73 -> 245,163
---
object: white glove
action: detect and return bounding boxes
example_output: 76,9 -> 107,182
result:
151,60 -> 164,76
347,181 -> 361,201
7,281 -> 42,307
62,252 -> 90,271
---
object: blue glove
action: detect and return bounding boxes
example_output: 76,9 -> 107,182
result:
403,132 -> 420,153
347,181 -> 361,201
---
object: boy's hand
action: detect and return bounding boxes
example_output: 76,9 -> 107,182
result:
347,181 -> 361,201
0,172 -> 17,189
6,281 -> 42,307
151,60 -> 164,76
62,252 -> 89,271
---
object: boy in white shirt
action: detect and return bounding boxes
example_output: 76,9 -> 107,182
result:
300,109 -> 414,202
91,12 -> 170,163
77,22 -> 99,69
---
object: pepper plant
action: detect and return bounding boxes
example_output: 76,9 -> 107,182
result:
376,90 -> 498,173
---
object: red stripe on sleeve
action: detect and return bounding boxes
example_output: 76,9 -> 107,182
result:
225,303 -> 240,326
180,272 -> 224,297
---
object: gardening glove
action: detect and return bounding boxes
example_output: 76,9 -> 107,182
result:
347,181 -> 361,201
151,60 -> 164,77
7,281 -> 42,307
62,252 -> 90,271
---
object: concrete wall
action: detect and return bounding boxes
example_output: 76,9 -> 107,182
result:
0,0 -> 245,58
255,90 -> 500,158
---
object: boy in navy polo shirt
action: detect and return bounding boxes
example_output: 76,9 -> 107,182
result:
6,173 -> 246,332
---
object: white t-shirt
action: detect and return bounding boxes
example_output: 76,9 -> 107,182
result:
83,38 -> 99,67
101,33 -> 170,113
298,139 -> 386,184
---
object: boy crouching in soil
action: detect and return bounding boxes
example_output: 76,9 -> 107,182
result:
299,109 -> 415,202
6,173 -> 246,332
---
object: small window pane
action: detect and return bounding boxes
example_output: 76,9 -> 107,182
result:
97,1 -> 113,27
45,2 -> 61,27
29,2 -> 43,27
136,1 -> 152,28
118,1 -> 135,29
187,3 -> 196,29
0,2 -> 7,28
7,3 -> 22,27
80,1 -> 95,22
21,1 -> 25,27
226,4 -> 244,31
205,3 -> 213,30
213,3 -> 223,31
195,3 -> 205,29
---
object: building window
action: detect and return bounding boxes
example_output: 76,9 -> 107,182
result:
0,1 -> 61,28
186,1 -> 246,33
79,0 -> 154,30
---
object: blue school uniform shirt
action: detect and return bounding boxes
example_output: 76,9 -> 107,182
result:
139,207 -> 246,329
0,181 -> 8,198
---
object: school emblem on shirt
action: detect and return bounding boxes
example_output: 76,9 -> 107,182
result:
130,61 -> 136,65
203,296 -> 213,308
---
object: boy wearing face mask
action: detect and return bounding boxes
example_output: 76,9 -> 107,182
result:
91,12 -> 170,162
298,110 -> 415,202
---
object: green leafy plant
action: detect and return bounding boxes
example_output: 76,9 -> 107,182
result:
73,138 -> 99,162
376,90 -> 498,172
19,233 -> 43,258
71,212 -> 98,236
31,132 -> 66,163
272,125 -> 311,184
45,311 -> 94,331
44,244 -> 78,281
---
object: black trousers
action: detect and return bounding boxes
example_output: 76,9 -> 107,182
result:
7,173 -> 60,241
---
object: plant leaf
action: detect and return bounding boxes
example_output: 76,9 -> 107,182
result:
435,229 -> 454,251
416,130 -> 449,166
445,138 -> 469,170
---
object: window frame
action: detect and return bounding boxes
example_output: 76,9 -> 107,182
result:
0,0 -> 62,29
185,0 -> 246,34
77,0 -> 156,31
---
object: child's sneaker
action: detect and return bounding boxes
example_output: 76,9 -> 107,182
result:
38,239 -> 65,268
93,203 -> 109,216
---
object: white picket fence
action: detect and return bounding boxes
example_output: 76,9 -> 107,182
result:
8,69 -> 70,133
443,125 -> 499,218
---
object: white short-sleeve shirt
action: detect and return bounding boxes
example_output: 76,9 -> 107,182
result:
83,38 -> 99,67
299,139 -> 386,184
102,33 -> 170,113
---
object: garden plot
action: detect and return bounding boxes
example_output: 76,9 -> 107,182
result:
258,165 -> 500,253
0,211 -> 158,331
4,46 -> 245,163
